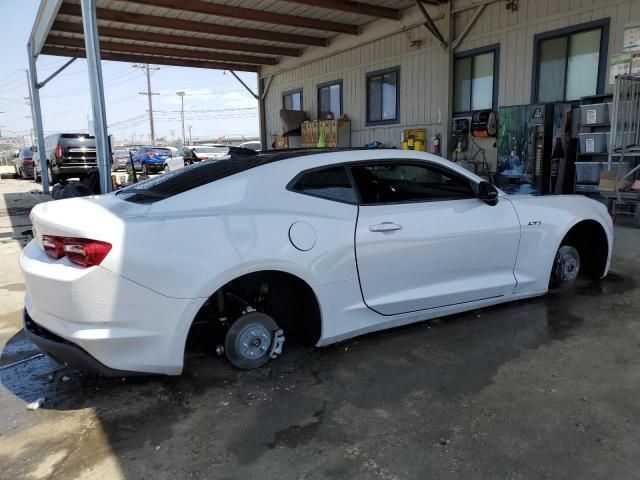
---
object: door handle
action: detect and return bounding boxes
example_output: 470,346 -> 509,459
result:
369,222 -> 403,232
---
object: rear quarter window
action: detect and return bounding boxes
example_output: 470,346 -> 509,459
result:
289,166 -> 357,204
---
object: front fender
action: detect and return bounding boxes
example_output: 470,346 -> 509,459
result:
508,195 -> 613,294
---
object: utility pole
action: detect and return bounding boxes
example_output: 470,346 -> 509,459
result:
188,125 -> 192,145
133,64 -> 159,144
25,70 -> 37,147
176,91 -> 186,146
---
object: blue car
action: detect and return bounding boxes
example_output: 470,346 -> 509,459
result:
129,146 -> 173,174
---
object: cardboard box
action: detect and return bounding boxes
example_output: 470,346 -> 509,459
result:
599,171 -> 631,191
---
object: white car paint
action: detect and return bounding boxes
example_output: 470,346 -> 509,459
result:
21,149 -> 613,374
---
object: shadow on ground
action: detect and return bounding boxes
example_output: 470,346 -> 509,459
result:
1,272 -> 636,479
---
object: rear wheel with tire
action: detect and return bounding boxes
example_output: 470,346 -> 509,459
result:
224,312 -> 283,370
48,166 -> 60,186
550,245 -> 581,288
141,162 -> 149,175
164,164 -> 170,174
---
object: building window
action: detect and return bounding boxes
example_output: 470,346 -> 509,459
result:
454,45 -> 499,114
283,89 -> 303,111
317,80 -> 342,119
366,67 -> 399,125
533,19 -> 609,103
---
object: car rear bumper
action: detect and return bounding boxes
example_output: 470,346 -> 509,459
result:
20,240 -> 201,375
23,310 -> 140,376
52,164 -> 98,175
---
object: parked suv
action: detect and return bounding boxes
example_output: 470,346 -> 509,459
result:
34,133 -> 97,184
13,146 -> 36,179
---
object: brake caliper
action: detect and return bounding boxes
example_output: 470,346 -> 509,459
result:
269,329 -> 285,359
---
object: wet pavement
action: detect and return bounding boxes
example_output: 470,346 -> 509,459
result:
1,166 -> 640,479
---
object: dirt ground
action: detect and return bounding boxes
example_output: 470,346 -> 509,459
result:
0,165 -> 639,480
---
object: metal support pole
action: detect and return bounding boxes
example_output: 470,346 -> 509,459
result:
27,43 -> 49,193
80,0 -> 111,193
258,75 -> 267,150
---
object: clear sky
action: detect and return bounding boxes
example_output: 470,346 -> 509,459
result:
0,0 -> 259,145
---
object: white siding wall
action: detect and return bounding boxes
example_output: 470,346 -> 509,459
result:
262,0 -> 640,153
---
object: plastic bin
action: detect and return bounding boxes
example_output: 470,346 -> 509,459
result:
575,161 -> 629,183
579,132 -> 609,153
580,103 -> 611,125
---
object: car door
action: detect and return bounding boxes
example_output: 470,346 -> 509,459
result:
165,149 -> 183,171
133,148 -> 145,169
352,160 -> 521,316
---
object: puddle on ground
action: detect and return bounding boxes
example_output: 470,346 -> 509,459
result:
576,272 -> 637,297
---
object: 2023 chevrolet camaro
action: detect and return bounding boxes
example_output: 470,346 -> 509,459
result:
21,149 -> 613,375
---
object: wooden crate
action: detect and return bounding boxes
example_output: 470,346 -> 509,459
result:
274,136 -> 288,149
301,121 -> 319,148
319,119 -> 351,148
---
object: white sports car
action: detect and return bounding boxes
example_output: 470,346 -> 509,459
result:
21,149 -> 613,375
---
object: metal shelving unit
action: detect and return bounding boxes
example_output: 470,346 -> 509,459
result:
604,74 -> 640,225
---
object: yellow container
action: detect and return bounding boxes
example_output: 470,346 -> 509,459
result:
402,141 -> 409,150
414,140 -> 425,151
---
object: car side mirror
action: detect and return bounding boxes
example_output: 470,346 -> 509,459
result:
478,181 -> 499,206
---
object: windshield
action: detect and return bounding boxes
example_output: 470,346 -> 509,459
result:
193,147 -> 223,154
149,148 -> 172,155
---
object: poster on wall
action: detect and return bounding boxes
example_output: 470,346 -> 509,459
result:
623,22 -> 640,53
610,53 -> 631,84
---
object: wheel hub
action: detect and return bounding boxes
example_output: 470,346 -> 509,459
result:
236,323 -> 272,360
555,246 -> 580,283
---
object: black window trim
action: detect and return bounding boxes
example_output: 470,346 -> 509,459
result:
366,66 -> 401,126
347,160 -> 477,206
453,44 -> 500,117
316,79 -> 343,119
531,18 -> 610,104
282,88 -> 303,111
286,164 -> 358,205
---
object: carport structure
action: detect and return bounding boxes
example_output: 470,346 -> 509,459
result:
28,0 -> 448,194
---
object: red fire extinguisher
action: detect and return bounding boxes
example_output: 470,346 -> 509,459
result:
432,134 -> 441,155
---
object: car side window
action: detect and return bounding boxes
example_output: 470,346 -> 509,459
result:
350,162 -> 474,205
291,166 -> 357,204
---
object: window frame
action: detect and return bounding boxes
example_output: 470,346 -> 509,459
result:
531,18 -> 610,104
282,88 -> 303,111
286,164 -> 358,205
365,66 -> 400,126
453,44 -> 500,117
316,79 -> 343,119
347,160 -> 478,206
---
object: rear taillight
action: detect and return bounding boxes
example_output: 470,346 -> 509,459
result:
42,235 -> 111,267
42,235 -> 65,259
147,152 -> 156,157
63,238 -> 112,267
23,158 -> 33,164
55,146 -> 63,158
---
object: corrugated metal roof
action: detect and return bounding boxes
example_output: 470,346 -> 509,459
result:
39,0 -> 440,71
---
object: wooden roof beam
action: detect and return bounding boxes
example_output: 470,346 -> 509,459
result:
283,0 -> 400,20
40,46 -> 260,72
51,20 -> 302,57
46,34 -> 278,65
125,0 -> 360,34
57,3 -> 328,47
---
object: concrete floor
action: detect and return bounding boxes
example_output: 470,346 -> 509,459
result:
0,166 -> 639,479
